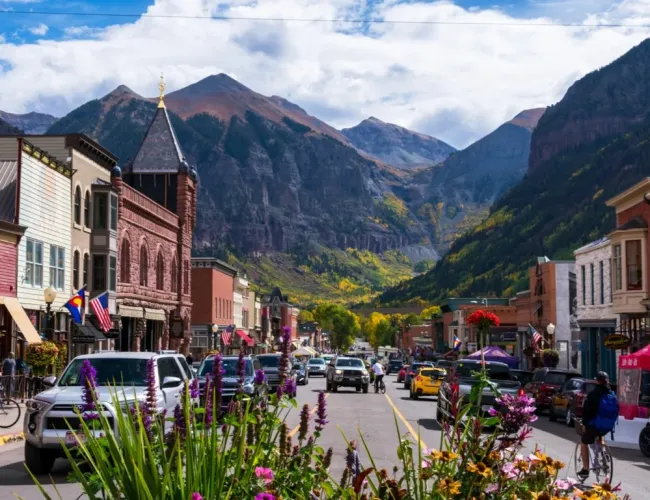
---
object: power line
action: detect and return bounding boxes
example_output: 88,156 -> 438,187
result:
0,8 -> 649,28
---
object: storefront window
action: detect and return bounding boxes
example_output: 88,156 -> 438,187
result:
581,265 -> 586,305
590,263 -> 595,305
626,240 -> 642,290
93,255 -> 106,291
613,244 -> 622,291
110,195 -> 118,231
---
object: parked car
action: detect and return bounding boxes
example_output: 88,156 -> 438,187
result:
387,359 -> 403,375
257,353 -> 298,397
397,364 -> 409,383
306,357 -> 327,377
549,378 -> 598,426
410,367 -> 446,400
294,362 -> 309,385
511,369 -> 534,386
524,368 -> 582,412
403,362 -> 435,389
326,356 -> 370,393
24,351 -> 197,474
437,360 -> 521,423
196,355 -> 268,406
435,360 -> 454,371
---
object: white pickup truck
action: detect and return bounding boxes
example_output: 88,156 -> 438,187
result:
23,351 -> 195,474
436,360 -> 522,423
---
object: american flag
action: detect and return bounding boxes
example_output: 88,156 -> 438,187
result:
221,325 -> 233,346
527,324 -> 543,350
90,292 -> 112,333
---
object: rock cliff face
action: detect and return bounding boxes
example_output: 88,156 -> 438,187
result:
529,39 -> 650,171
0,117 -> 21,134
48,75 -> 427,255
402,108 -> 545,250
342,117 -> 456,169
0,111 -> 57,134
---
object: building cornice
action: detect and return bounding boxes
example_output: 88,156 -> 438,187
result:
605,177 -> 650,212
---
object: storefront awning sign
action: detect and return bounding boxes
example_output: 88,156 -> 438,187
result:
604,334 -> 631,350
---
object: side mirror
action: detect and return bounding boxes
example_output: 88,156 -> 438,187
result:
162,376 -> 182,388
42,376 -> 56,387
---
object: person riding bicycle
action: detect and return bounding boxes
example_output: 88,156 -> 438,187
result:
371,360 -> 384,393
578,371 -> 618,480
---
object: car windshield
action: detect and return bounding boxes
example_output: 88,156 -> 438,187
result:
454,362 -> 512,381
336,359 -> 364,368
198,358 -> 253,377
308,359 -> 325,365
420,369 -> 441,378
411,363 -> 431,371
257,356 -> 281,368
58,358 -> 150,386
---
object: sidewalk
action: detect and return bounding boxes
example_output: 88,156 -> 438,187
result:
0,403 -> 25,446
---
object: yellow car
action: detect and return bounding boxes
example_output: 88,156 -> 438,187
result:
410,367 -> 446,400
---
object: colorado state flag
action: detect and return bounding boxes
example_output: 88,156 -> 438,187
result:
453,335 -> 462,351
64,287 -> 86,324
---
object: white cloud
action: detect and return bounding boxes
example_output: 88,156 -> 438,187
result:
0,0 -> 649,147
28,23 -> 48,36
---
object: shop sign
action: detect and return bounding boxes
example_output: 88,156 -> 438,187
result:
603,334 -> 631,350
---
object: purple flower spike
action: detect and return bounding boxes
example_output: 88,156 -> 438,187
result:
283,378 -> 296,397
236,351 -> 245,394
190,378 -> 199,399
79,360 -> 98,412
144,359 -> 157,415
173,403 -> 186,440
255,493 -> 276,500
315,391 -> 328,431
254,369 -> 266,385
211,354 -> 224,418
204,375 -> 213,426
276,384 -> 284,400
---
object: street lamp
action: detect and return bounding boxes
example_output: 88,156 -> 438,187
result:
211,323 -> 220,352
43,286 -> 57,341
546,323 -> 556,348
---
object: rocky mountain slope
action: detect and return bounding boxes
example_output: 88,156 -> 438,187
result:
342,117 -> 456,169
0,117 -> 21,134
400,108 -> 545,251
378,39 -> 650,305
0,111 -> 57,134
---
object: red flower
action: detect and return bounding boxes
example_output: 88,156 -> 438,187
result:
466,309 -> 501,328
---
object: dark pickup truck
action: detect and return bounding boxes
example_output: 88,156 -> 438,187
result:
436,360 -> 522,423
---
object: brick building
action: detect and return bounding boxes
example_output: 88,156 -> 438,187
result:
113,82 -> 197,352
190,257 -> 237,357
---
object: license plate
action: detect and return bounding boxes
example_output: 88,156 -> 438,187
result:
65,432 -> 85,445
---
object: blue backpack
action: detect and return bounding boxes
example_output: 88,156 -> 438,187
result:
591,391 -> 619,433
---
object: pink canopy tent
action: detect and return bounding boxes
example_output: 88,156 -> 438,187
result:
618,345 -> 650,419
466,346 -> 519,368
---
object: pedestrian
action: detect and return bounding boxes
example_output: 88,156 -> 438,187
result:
186,354 -> 194,366
2,351 -> 16,398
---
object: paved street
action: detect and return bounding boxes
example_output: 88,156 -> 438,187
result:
1,374 -> 649,499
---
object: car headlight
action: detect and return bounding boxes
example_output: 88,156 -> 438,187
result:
361,370 -> 368,376
335,369 -> 343,375
26,399 -> 48,412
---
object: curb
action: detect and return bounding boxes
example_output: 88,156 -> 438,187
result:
0,432 -> 24,446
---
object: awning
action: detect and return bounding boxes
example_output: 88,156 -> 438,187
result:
119,305 -> 143,318
144,308 -> 166,321
72,323 -> 106,344
0,296 -> 41,344
236,329 -> 254,347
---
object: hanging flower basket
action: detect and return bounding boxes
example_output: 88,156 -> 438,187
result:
25,341 -> 60,376
542,349 -> 560,368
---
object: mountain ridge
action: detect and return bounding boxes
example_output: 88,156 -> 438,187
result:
0,111 -> 57,134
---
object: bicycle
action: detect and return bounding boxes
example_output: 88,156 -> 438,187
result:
0,383 -> 21,429
573,418 -> 614,484
375,376 -> 386,394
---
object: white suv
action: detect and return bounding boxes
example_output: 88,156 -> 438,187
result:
24,351 -> 195,474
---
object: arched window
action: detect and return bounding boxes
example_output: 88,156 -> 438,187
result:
183,260 -> 190,294
139,244 -> 148,287
120,239 -> 130,283
83,253 -> 89,287
171,258 -> 178,293
73,250 -> 80,289
156,251 -> 164,290
84,190 -> 90,227
74,186 -> 81,225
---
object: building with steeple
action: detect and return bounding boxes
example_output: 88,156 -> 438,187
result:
111,76 -> 197,353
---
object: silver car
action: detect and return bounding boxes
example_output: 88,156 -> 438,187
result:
306,358 -> 327,377
24,351 -> 196,474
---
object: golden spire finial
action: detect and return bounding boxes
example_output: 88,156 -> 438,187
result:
158,73 -> 166,108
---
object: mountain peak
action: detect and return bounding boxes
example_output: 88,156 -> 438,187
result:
365,116 -> 385,124
179,73 -> 251,95
106,84 -> 140,98
508,108 -> 546,130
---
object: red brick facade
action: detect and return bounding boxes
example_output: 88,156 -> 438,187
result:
191,260 -> 236,326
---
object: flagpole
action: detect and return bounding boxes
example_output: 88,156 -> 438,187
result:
81,284 -> 87,325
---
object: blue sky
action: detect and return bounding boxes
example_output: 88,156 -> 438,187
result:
0,0 -> 646,147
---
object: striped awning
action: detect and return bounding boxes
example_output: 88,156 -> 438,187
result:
119,305 -> 143,318
0,296 -> 41,344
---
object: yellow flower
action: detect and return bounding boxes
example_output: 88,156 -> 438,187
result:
575,490 -> 600,500
438,478 -> 461,496
466,461 -> 492,479
593,483 -> 617,500
530,493 -> 552,500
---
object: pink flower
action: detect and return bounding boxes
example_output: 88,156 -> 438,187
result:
554,479 -> 572,490
255,466 -> 274,484
486,483 -> 499,493
255,494 -> 276,500
191,494 -> 203,500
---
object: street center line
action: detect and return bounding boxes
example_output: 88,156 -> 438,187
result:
288,393 -> 331,437
383,392 -> 428,451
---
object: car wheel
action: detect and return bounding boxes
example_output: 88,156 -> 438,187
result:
362,384 -> 369,393
25,442 -> 56,475
566,406 -> 575,427
404,383 -> 409,390
549,404 -> 557,422
332,383 -> 338,392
